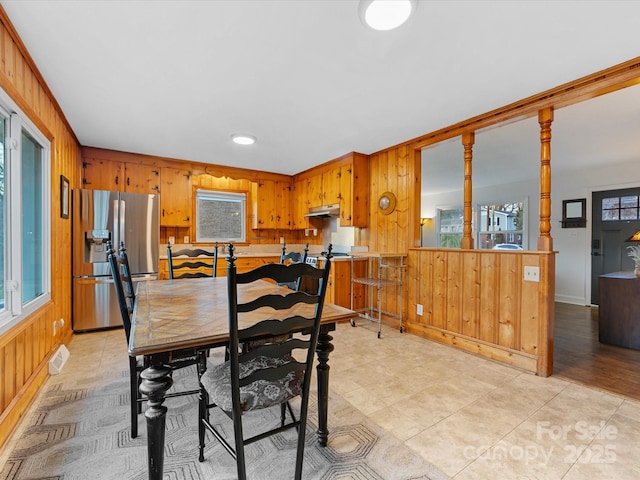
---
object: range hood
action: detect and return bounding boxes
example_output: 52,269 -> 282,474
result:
304,203 -> 340,218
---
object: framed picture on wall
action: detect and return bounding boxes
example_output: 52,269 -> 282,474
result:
60,175 -> 69,219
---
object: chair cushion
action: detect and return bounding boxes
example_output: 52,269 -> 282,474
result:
201,355 -> 303,413
245,334 -> 291,351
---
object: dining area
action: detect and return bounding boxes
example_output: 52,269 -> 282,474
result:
107,240 -> 356,479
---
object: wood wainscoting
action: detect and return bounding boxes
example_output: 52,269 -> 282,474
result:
0,302 -> 71,447
406,248 -> 556,376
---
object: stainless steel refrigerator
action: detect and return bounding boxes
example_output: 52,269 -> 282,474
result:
72,188 -> 159,332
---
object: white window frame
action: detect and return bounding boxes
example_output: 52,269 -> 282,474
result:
195,189 -> 246,243
0,89 -> 51,335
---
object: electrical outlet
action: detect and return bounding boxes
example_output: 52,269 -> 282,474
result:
524,266 -> 540,282
183,236 -> 189,244
280,237 -> 285,244
417,304 -> 424,316
168,236 -> 175,245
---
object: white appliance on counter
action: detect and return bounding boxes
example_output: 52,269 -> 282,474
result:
72,189 -> 159,332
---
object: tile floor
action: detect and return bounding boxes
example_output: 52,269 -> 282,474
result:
331,321 -> 640,480
3,320 -> 640,479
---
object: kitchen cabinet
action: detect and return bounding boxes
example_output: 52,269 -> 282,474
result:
252,180 -> 276,228
339,153 -> 368,227
82,158 -> 122,190
293,152 -> 369,228
82,157 -> 160,194
160,166 -> 192,226
291,177 -> 310,229
323,166 -> 342,205
252,180 -> 292,229
276,180 -> 292,228
307,174 -> 324,208
308,167 -> 342,208
125,163 -> 161,194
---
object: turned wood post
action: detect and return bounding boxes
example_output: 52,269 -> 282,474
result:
462,132 -> 475,249
537,108 -> 554,251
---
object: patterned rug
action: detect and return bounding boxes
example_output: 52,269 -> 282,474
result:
0,364 -> 449,480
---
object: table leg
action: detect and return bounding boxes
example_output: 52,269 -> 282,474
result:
139,361 -> 173,480
315,327 -> 334,447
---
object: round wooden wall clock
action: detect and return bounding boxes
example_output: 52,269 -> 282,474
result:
378,191 -> 396,215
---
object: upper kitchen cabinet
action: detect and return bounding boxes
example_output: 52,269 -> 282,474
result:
82,157 -> 122,191
307,166 -> 342,208
82,155 -> 160,194
126,163 -> 161,194
339,153 -> 368,227
323,166 -> 342,205
306,174 -> 323,208
252,179 -> 292,229
298,152 -> 369,227
276,180 -> 293,229
160,166 -> 192,226
291,177 -> 310,230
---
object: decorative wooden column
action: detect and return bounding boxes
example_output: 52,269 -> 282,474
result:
461,133 -> 475,249
537,108 -> 553,251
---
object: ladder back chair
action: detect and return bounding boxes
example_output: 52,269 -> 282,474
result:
106,240 -> 203,438
278,242 -> 309,290
167,242 -> 219,279
197,243 -> 333,480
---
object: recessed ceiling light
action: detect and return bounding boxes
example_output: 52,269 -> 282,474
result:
359,0 -> 416,31
230,133 -> 256,145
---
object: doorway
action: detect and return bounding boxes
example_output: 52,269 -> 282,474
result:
590,187 -> 640,304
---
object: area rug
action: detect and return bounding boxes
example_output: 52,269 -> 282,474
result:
0,364 -> 449,480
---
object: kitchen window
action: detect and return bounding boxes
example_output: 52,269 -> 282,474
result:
195,190 -> 246,243
0,90 -> 51,335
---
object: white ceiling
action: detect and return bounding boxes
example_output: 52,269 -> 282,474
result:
2,0 -> 640,179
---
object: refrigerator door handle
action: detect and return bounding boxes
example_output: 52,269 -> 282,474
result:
113,198 -> 120,247
118,199 -> 126,247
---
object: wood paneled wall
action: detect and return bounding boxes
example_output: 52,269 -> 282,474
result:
407,248 -> 555,376
0,8 -> 80,448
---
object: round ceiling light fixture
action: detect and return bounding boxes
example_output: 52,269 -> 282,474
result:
230,133 -> 256,145
359,0 -> 416,31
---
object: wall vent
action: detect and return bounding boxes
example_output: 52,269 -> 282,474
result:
48,345 -> 70,375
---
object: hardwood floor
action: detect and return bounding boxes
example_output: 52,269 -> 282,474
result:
553,302 -> 640,401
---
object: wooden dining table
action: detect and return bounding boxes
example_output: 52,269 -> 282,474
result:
130,276 -> 355,480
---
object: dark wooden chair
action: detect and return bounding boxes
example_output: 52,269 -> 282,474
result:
167,242 -> 219,279
278,242 -> 309,290
107,240 -> 202,439
197,243 -> 332,480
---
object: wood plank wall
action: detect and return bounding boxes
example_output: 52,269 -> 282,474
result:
357,143 -> 421,328
0,8 -> 80,448
406,248 -> 555,376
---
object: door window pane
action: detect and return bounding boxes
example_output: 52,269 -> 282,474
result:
602,196 -> 639,221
